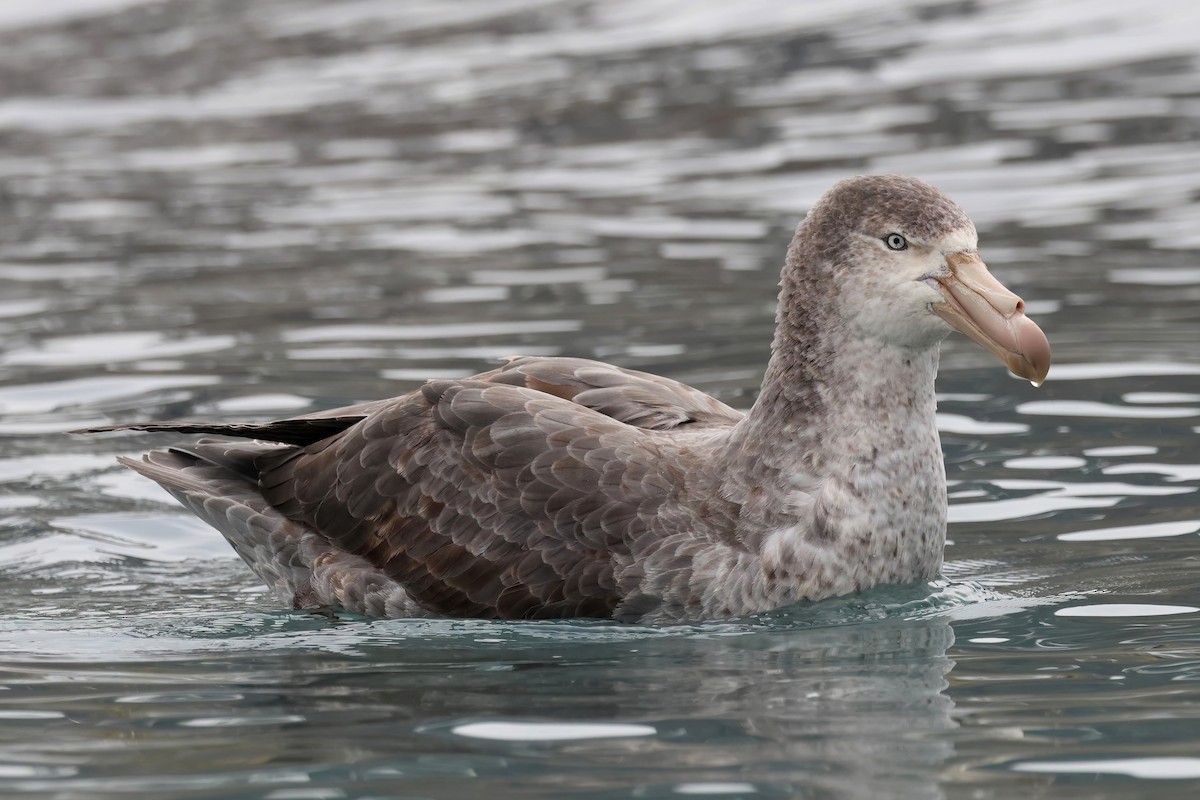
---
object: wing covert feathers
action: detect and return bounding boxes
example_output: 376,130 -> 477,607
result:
257,379 -> 677,619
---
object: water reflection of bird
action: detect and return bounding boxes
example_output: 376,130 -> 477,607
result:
76,175 -> 1050,623
420,615 -> 958,798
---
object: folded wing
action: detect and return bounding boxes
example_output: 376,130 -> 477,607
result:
256,379 -> 681,618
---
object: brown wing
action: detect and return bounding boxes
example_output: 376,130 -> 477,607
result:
256,379 -> 678,620
474,356 -> 744,431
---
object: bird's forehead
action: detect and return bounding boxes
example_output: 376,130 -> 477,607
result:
931,226 -> 978,253
816,175 -> 974,241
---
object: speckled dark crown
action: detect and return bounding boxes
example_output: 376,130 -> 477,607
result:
801,174 -> 973,261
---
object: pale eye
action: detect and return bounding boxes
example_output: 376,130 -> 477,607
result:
884,233 -> 908,251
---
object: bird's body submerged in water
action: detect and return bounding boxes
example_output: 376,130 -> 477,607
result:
77,175 -> 1050,624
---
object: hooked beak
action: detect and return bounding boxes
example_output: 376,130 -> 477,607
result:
929,252 -> 1051,386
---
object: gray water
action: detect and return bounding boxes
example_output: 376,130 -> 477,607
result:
2,1 -> 1200,798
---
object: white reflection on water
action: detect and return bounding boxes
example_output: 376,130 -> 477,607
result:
451,721 -> 657,742
1002,456 -> 1086,470
122,141 -> 298,170
1016,400 -> 1200,419
674,783 -> 759,796
1104,463 -> 1200,482
936,413 -> 1029,435
282,320 -> 582,343
1045,363 -> 1200,380
181,715 -> 307,728
421,286 -> 511,303
1123,392 -> 1200,404
12,514 -> 237,566
1108,268 -> 1200,286
1083,446 -> 1158,457
0,262 -> 118,281
0,375 -> 220,415
212,394 -> 313,413
949,495 -> 1118,524
0,299 -> 49,318
469,266 -> 608,286
0,495 -> 38,510
1012,757 -> 1200,780
364,226 -> 578,253
1,332 -> 236,367
379,368 -> 475,381
0,0 -> 156,31
263,189 -> 514,225
1056,604 -> 1200,618
1058,521 -> 1199,542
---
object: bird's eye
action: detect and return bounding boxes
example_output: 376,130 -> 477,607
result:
884,233 -> 908,251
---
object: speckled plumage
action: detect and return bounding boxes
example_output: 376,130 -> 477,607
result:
79,175 -> 1049,623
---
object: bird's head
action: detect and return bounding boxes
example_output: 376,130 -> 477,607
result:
797,174 -> 1050,386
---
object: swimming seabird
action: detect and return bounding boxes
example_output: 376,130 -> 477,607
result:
76,175 -> 1050,623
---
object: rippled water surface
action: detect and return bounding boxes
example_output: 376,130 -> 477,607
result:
3,1 -> 1200,798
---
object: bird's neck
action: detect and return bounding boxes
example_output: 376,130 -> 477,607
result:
739,315 -> 942,475
717,274 -> 947,570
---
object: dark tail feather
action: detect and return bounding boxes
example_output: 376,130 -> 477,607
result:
71,416 -> 366,446
117,448 -> 418,617
117,448 -> 316,603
